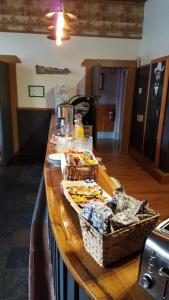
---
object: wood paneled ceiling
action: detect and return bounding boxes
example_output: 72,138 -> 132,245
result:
0,0 -> 147,39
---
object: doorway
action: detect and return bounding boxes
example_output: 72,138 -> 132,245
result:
81,59 -> 137,153
96,67 -> 128,152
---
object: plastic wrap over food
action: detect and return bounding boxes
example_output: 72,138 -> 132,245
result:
80,202 -> 96,222
111,212 -> 139,228
114,186 -> 124,194
81,202 -> 113,235
81,192 -> 155,235
112,193 -> 149,214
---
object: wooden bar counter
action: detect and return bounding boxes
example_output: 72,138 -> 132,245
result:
44,116 -> 155,300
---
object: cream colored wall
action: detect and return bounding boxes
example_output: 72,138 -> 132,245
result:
140,0 -> 169,64
0,32 -> 140,108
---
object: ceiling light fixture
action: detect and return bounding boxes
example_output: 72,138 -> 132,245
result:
46,0 -> 77,46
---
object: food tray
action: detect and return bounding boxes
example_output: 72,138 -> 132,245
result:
61,180 -> 112,214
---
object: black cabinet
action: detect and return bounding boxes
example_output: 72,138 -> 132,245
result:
130,56 -> 169,178
130,65 -> 150,152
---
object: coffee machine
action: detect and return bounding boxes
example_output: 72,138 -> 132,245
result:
68,95 -> 95,124
55,95 -> 96,143
56,102 -> 74,129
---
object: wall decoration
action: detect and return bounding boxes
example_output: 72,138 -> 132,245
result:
54,85 -> 69,107
28,85 -> 45,98
144,60 -> 166,161
35,65 -> 71,74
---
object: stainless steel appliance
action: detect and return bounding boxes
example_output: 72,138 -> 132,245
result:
56,103 -> 74,127
138,218 -> 169,300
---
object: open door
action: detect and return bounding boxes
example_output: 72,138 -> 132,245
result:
0,61 -> 14,164
92,64 -> 101,148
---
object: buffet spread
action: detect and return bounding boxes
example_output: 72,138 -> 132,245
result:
48,133 -> 159,267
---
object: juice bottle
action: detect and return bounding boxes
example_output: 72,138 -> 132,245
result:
74,114 -> 84,138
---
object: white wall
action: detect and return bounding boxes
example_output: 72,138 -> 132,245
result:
140,0 -> 169,64
0,32 -> 140,108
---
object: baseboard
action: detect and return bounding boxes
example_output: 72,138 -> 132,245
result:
129,147 -> 169,184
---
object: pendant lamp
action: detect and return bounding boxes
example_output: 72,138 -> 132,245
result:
46,0 -> 77,46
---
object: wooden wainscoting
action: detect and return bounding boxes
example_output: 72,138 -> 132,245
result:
17,107 -> 53,158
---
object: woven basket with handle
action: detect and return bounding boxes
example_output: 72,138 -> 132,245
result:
79,211 -> 159,267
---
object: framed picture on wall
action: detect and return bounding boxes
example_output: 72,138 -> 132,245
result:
28,85 -> 45,97
143,58 -> 166,162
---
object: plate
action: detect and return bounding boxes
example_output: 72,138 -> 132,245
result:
47,153 -> 63,165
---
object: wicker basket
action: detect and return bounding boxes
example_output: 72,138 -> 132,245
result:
79,213 -> 159,267
61,152 -> 98,181
63,164 -> 98,181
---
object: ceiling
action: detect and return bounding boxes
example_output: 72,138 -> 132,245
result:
0,0 -> 147,39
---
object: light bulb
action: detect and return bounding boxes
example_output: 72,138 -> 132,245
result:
56,12 -> 65,46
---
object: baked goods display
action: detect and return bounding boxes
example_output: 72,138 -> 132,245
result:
61,180 -> 112,213
61,151 -> 98,181
66,185 -> 107,206
64,151 -> 98,166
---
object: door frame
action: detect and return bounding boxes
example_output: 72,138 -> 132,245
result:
0,55 -> 21,153
81,59 -> 137,153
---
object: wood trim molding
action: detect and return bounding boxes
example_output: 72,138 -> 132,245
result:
141,64 -> 152,153
0,55 -> 21,63
155,58 -> 169,167
9,64 -> 19,153
0,56 -> 21,153
82,59 -> 137,68
129,146 -> 169,184
121,67 -> 136,153
151,55 -> 169,64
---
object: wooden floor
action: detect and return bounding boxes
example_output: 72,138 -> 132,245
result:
96,140 -> 169,222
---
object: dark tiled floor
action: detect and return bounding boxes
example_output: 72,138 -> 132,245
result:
0,157 -> 43,300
